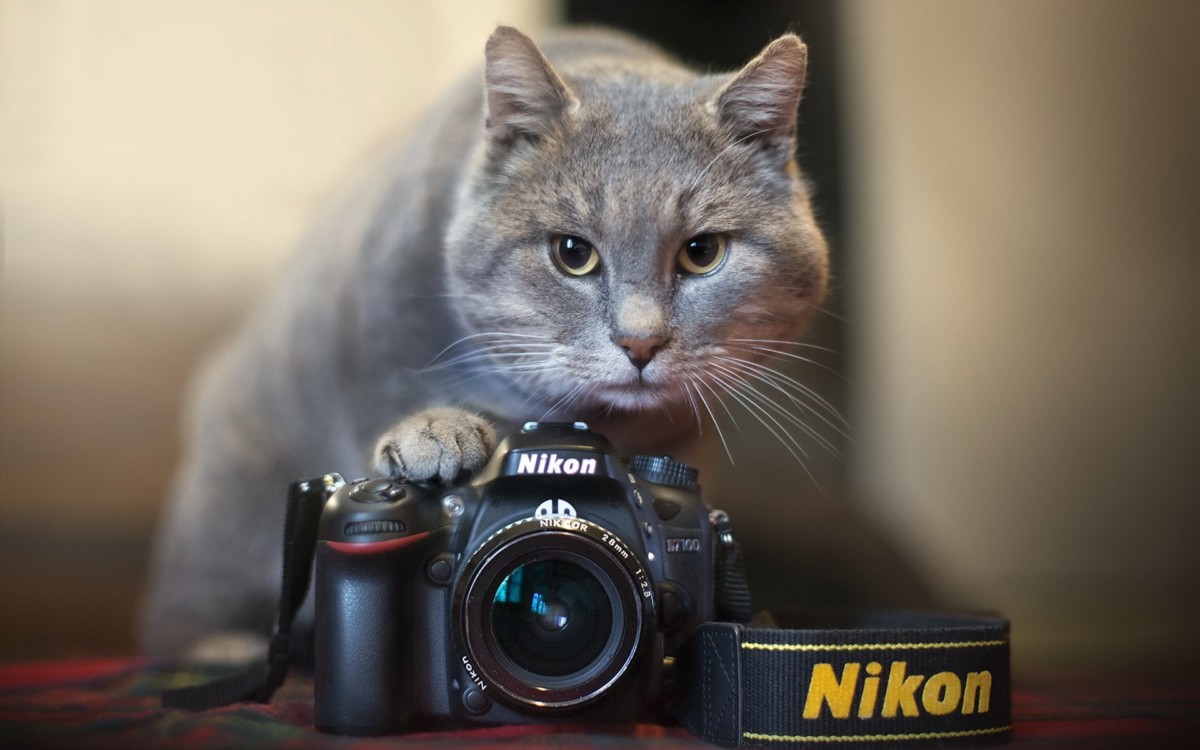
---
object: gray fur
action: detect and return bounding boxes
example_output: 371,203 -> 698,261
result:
375,408 -> 497,484
141,26 -> 828,658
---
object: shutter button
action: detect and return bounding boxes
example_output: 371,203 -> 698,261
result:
351,479 -> 405,503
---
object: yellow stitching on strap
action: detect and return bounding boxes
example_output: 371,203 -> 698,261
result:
741,640 -> 1007,652
743,724 -> 1011,743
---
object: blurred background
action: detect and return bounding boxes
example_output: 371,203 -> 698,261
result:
2,0 -> 1196,678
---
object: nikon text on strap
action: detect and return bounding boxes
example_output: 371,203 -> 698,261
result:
676,612 -> 1010,747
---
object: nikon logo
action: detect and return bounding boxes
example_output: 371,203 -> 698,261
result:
515,453 -> 598,475
803,661 -> 992,719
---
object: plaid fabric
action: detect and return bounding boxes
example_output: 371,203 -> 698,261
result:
1,659 -> 1197,748
0,659 -> 698,749
1010,671 -> 1200,749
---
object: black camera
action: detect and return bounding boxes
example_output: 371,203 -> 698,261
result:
162,420 -> 1011,748
311,421 -> 741,735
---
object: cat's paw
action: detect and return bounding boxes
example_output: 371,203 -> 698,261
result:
374,408 -> 497,483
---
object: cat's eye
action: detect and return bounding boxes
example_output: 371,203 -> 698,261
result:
550,235 -> 601,276
678,233 -> 729,275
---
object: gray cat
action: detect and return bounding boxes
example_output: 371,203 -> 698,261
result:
140,26 -> 828,659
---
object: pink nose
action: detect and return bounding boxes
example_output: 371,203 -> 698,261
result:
615,336 -> 667,372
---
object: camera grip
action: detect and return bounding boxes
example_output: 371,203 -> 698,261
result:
314,538 -> 424,734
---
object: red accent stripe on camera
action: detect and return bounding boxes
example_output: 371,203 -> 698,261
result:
324,532 -> 430,555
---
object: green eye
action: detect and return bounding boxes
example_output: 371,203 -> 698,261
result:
551,235 -> 601,276
678,233 -> 729,275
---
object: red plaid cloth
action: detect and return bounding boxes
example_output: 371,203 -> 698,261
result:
1,659 -> 1196,748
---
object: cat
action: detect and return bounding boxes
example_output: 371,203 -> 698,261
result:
140,25 -> 829,659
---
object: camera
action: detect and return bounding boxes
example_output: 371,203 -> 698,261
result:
310,421 -> 741,735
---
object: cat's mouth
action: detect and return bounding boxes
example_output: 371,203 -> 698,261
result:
591,385 -> 672,411
583,360 -> 691,411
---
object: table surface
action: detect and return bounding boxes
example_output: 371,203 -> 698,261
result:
0,659 -> 1196,749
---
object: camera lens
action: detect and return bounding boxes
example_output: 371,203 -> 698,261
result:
455,521 -> 652,711
489,556 -> 616,679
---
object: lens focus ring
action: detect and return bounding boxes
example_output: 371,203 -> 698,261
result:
453,517 -> 654,711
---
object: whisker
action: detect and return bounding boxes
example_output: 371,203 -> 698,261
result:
709,361 -> 844,458
749,295 -> 849,323
423,331 -> 555,368
716,355 -> 850,435
515,374 -> 565,414
691,372 -> 741,432
706,370 -> 826,494
728,338 -> 840,355
680,380 -> 703,435
421,346 -> 559,372
727,342 -> 849,384
430,351 -> 560,392
707,370 -> 811,461
689,377 -> 736,465
541,380 -> 590,421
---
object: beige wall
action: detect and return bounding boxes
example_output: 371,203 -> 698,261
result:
0,0 -> 558,657
1,0 -> 1195,668
840,0 -> 1198,668
2,0 -> 559,532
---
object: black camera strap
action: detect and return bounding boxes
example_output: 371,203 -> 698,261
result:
162,475 -> 333,711
691,518 -> 1012,747
675,611 -> 1011,747
164,478 -> 1011,748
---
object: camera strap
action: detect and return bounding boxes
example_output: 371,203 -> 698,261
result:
162,475 -> 333,711
164,478 -> 1011,749
675,611 -> 1011,747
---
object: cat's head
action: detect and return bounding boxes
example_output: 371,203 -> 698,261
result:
445,27 -> 828,423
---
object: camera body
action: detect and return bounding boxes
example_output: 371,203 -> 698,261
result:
312,421 -> 725,735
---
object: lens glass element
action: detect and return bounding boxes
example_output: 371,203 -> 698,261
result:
489,557 -> 615,678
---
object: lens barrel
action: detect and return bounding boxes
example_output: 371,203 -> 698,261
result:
455,518 -> 652,711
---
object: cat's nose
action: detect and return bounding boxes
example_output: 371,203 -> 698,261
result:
615,335 -> 667,372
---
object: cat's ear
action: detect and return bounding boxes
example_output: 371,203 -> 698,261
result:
713,34 -> 808,159
484,26 -> 577,149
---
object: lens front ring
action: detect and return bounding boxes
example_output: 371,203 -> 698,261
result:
453,516 -> 654,711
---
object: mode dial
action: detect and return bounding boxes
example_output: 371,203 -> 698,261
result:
629,455 -> 699,492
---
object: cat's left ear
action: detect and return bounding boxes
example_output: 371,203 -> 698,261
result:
713,34 -> 808,160
484,26 -> 578,150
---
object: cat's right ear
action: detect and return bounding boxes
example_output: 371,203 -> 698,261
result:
484,27 -> 577,151
713,34 -> 809,162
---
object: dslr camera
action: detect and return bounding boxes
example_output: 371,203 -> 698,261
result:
311,421 -> 744,735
